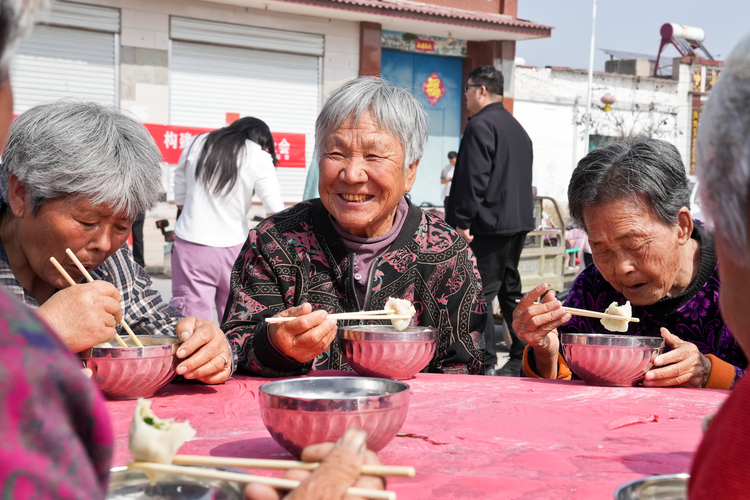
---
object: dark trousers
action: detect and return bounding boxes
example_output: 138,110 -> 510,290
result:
131,212 -> 146,268
470,232 -> 528,370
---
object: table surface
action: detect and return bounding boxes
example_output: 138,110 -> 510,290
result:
106,373 -> 727,500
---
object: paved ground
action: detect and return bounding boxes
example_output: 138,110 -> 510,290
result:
142,202 -> 510,370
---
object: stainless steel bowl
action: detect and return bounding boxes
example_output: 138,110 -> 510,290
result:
107,466 -> 244,499
338,325 -> 439,380
614,473 -> 689,500
81,335 -> 181,400
259,377 -> 410,458
561,333 -> 665,387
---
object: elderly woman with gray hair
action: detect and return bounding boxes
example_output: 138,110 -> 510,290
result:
513,136 -> 746,389
223,77 -> 485,376
0,99 -> 233,384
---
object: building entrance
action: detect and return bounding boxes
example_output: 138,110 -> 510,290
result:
381,49 -> 463,206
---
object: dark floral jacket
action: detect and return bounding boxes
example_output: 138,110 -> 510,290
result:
222,198 -> 486,377
548,224 -> 747,386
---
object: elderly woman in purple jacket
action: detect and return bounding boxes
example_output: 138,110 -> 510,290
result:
513,137 -> 746,389
223,77 -> 486,377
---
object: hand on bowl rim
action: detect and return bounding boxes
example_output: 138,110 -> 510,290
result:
175,317 -> 232,384
268,303 -> 338,363
243,428 -> 386,500
643,328 -> 712,388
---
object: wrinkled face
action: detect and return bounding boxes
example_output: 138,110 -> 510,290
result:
13,192 -> 133,289
318,111 -> 418,238
584,195 -> 686,306
714,229 -> 750,355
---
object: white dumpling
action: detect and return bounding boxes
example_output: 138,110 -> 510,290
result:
385,297 -> 416,331
601,301 -> 632,332
129,398 -> 196,465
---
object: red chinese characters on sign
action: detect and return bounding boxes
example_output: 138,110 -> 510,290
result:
271,133 -> 306,168
421,72 -> 446,106
143,124 -> 306,168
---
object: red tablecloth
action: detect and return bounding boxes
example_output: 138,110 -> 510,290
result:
106,374 -> 727,499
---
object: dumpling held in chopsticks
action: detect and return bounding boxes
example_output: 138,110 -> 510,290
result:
385,297 -> 416,331
600,301 -> 632,332
129,398 -> 196,465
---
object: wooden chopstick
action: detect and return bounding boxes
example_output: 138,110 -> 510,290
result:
64,249 -> 144,346
266,314 -> 412,324
562,306 -> 640,323
49,256 -> 129,348
172,454 -> 416,477
126,461 -> 397,500
514,299 -> 639,323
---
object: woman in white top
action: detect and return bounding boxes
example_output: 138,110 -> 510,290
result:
171,117 -> 284,321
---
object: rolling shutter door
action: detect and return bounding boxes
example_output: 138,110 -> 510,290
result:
169,18 -> 322,203
10,2 -> 119,113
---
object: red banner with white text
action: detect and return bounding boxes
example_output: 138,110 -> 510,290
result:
143,124 -> 306,168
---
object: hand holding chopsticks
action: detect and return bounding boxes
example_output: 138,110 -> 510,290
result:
49,256 -> 129,348
514,299 -> 639,323
63,248 -> 143,346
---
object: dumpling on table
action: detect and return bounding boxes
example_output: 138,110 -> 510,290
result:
385,297 -> 416,331
129,398 -> 196,465
600,301 -> 632,332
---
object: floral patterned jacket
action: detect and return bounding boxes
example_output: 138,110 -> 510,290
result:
222,198 -> 486,377
524,224 -> 747,388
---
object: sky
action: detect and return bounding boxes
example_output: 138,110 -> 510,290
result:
515,0 -> 750,72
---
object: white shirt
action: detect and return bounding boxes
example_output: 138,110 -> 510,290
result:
173,134 -> 285,247
441,163 -> 455,200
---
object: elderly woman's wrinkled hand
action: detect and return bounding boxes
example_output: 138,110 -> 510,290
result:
244,428 -> 385,500
512,283 -> 571,377
643,328 -> 712,388
36,280 -> 123,353
268,303 -> 338,363
175,317 -> 232,384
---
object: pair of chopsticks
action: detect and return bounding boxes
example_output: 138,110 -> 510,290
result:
515,299 -> 640,323
127,456 -> 409,500
50,248 -> 143,347
266,309 -> 411,324
171,454 -> 415,477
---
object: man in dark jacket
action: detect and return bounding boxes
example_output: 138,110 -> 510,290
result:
447,65 -> 534,376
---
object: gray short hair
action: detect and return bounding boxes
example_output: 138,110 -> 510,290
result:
1,100 -> 163,219
0,0 -> 46,79
315,77 -> 428,169
697,34 -> 750,266
568,137 -> 690,230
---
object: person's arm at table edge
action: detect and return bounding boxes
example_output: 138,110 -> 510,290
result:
105,245 -> 240,377
450,123 -> 496,230
703,355 -> 740,390
221,232 -> 312,377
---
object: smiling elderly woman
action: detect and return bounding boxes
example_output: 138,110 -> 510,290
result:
0,100 -> 233,384
223,77 -> 485,376
512,137 -> 746,389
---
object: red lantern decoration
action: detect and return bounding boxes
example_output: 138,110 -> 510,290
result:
601,93 -> 616,112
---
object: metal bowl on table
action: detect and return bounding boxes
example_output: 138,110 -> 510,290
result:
107,466 -> 244,499
259,376 -> 410,458
81,335 -> 181,400
338,325 -> 439,380
614,473 -> 689,500
560,333 -> 665,387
